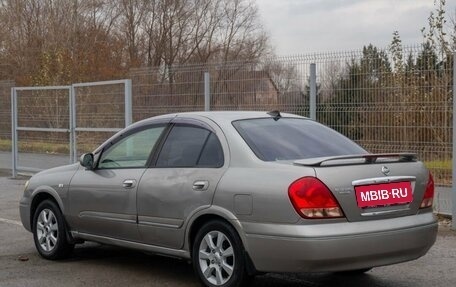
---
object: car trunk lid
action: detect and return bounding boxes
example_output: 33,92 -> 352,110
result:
294,153 -> 429,222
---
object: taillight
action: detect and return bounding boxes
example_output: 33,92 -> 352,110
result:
420,172 -> 434,208
288,177 -> 344,219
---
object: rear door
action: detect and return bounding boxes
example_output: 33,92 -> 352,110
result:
137,119 -> 227,248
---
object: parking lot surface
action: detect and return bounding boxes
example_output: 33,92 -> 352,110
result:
0,171 -> 455,287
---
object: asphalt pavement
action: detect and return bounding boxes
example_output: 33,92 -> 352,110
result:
0,151 -> 70,173
0,171 -> 455,287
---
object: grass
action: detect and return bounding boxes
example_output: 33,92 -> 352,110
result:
424,160 -> 452,186
0,139 -> 97,154
0,139 -> 11,151
424,160 -> 452,170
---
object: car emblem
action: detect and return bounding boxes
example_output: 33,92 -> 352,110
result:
381,166 -> 390,176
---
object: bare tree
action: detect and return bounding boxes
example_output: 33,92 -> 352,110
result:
117,0 -> 146,67
0,0 -> 270,85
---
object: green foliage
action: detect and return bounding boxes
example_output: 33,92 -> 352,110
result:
310,0 -> 455,187
319,0 -> 454,155
421,0 -> 455,55
319,44 -> 391,140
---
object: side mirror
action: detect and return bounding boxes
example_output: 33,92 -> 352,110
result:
79,153 -> 94,170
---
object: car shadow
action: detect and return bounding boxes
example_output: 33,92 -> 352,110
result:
254,272 -> 398,287
54,243 -> 402,287
48,242 -> 194,285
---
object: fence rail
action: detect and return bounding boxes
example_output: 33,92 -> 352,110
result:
8,80 -> 132,176
11,86 -> 72,176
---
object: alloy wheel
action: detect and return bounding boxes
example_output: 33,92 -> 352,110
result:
198,230 -> 235,285
36,209 -> 59,252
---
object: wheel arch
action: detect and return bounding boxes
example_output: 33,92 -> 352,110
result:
30,188 -> 65,227
188,214 -> 230,253
186,207 -> 259,276
185,207 -> 246,252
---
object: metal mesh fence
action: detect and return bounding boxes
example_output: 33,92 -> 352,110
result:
16,89 -> 70,130
0,80 -> 14,142
130,57 -> 311,117
74,83 -> 127,156
0,45 -> 453,192
130,46 -> 453,190
313,47 -> 452,188
74,84 -> 126,129
130,66 -> 206,120
14,88 -> 71,171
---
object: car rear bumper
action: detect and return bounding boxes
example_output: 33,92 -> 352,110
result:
242,213 -> 438,273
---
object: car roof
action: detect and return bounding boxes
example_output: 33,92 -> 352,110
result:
174,111 -> 306,123
128,111 -> 308,131
96,111 -> 309,155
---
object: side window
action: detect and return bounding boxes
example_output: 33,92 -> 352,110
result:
98,126 -> 165,169
198,133 -> 224,167
156,125 -> 224,168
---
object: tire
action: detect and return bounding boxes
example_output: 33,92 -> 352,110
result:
32,200 -> 74,260
192,220 -> 252,287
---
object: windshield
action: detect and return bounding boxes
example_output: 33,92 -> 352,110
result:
233,118 -> 367,161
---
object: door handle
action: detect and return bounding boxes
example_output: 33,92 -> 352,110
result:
193,180 -> 209,191
123,179 -> 136,189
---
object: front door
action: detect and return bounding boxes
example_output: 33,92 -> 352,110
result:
68,125 -> 166,241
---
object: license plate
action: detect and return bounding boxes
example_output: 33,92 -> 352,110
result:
355,181 -> 413,208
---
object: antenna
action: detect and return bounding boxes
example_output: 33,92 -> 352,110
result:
267,110 -> 282,121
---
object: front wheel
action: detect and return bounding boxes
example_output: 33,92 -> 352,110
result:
32,200 -> 74,260
192,220 -> 251,287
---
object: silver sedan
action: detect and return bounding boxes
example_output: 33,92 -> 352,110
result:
19,111 -> 437,287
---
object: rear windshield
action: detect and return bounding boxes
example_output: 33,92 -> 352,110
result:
233,118 -> 366,161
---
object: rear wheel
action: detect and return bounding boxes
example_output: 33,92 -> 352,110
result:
192,220 -> 251,287
32,200 -> 74,260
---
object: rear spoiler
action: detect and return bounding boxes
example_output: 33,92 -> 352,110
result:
293,153 -> 417,167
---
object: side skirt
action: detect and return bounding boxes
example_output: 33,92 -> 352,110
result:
70,231 -> 191,260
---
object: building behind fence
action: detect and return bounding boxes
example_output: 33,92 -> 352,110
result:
0,45 -> 453,191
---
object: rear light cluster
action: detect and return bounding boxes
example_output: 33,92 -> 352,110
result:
420,172 -> 434,209
288,177 -> 344,219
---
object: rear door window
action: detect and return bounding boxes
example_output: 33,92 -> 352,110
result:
156,125 -> 224,168
233,118 -> 366,161
198,133 -> 224,167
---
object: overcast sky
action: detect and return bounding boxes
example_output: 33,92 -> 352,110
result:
256,0 -> 456,55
